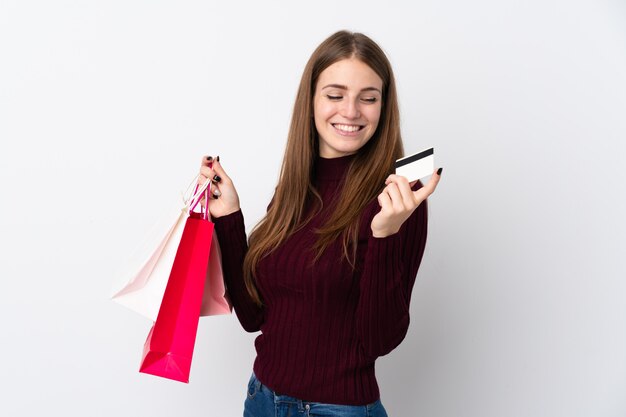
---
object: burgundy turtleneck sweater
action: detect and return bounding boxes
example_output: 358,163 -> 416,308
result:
213,154 -> 428,405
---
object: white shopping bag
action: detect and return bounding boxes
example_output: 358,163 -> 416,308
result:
111,176 -> 231,321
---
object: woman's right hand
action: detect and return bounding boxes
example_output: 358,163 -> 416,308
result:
198,156 -> 241,218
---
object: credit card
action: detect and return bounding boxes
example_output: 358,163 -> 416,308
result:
395,147 -> 434,182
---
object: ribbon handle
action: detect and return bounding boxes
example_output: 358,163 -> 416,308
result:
189,181 -> 211,220
182,168 -> 213,220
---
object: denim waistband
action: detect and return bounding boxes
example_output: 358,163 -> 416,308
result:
249,371 -> 382,411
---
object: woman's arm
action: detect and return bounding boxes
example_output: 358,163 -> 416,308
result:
356,170 -> 440,359
199,156 -> 264,332
356,192 -> 427,359
213,210 -> 265,332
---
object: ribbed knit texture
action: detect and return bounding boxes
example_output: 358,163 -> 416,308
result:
214,154 -> 428,405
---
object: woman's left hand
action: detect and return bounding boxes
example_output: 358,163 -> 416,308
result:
370,168 -> 443,238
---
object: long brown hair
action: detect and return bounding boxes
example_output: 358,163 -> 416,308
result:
242,30 -> 404,306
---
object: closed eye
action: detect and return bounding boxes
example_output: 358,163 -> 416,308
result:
326,95 -> 342,100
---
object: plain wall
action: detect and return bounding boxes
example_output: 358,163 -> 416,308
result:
1,0 -> 625,416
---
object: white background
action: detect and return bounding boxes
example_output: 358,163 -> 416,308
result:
1,1 -> 625,416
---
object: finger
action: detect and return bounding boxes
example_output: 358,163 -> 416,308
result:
377,188 -> 393,210
197,167 -> 216,186
199,166 -> 224,184
202,182 -> 219,200
210,158 -> 232,183
385,175 -> 415,208
424,168 -> 442,194
385,183 -> 405,211
413,168 -> 442,201
201,155 -> 215,167
208,181 -> 222,196
384,174 -> 408,186
199,166 -> 216,182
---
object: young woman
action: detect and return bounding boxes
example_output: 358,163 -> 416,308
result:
199,30 -> 441,417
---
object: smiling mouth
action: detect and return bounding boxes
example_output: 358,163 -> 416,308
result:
332,123 -> 365,133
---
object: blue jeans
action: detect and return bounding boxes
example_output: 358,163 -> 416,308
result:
243,372 -> 389,417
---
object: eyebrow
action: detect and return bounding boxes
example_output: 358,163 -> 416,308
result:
321,84 -> 382,94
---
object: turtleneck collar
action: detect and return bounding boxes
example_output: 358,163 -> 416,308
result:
314,153 -> 356,181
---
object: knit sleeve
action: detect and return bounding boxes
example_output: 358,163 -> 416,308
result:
355,182 -> 428,360
213,210 -> 264,332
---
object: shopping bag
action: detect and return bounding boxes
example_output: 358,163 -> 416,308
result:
111,176 -> 231,321
139,187 -> 213,383
200,233 -> 231,316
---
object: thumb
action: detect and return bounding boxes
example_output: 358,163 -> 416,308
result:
211,158 -> 232,182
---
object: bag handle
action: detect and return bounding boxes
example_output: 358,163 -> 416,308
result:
182,175 -> 209,205
183,163 -> 213,220
189,181 -> 211,220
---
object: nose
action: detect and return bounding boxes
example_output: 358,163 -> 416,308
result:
340,98 -> 360,119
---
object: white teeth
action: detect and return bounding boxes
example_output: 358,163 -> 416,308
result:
334,124 -> 361,132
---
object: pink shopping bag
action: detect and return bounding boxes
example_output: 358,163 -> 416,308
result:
139,183 -> 221,383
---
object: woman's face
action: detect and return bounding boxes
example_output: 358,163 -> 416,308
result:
313,58 -> 383,158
